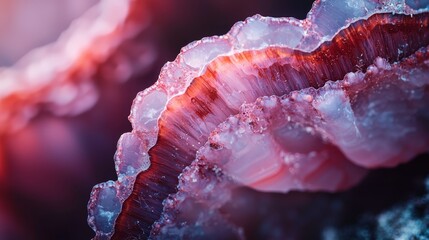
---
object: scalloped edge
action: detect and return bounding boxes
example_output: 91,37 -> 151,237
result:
88,0 -> 429,238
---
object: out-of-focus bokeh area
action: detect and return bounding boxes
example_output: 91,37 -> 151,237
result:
0,1 -> 313,239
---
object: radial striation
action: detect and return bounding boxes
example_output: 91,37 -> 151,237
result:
87,0 -> 429,239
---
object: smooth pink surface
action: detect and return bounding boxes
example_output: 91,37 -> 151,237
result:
0,0 -> 98,66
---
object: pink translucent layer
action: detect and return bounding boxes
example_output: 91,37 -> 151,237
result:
88,0 -> 429,238
153,46 -> 429,237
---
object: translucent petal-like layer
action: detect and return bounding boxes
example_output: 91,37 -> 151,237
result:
153,45 -> 429,238
87,0 -> 429,238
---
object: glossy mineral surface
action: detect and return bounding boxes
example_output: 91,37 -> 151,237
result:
88,0 -> 429,239
152,46 -> 429,239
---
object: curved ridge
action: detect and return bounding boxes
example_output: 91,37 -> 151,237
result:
87,0 -> 429,238
152,45 -> 429,238
112,12 -> 429,239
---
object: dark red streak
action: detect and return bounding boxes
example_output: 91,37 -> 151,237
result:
112,13 -> 429,239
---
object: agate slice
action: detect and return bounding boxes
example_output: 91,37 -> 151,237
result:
88,0 -> 429,239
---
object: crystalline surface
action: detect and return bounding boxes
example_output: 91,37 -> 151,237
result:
153,45 -> 429,239
214,48 -> 429,188
87,0 -> 429,239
